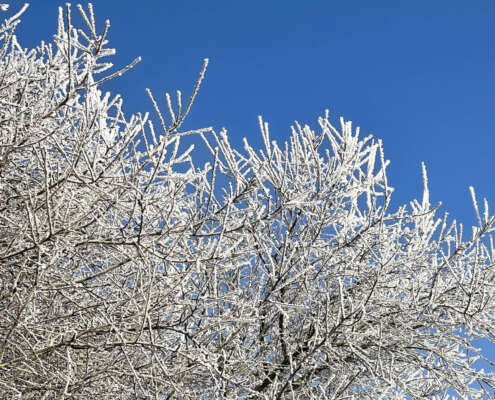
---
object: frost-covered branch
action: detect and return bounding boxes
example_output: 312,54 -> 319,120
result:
0,3 -> 495,400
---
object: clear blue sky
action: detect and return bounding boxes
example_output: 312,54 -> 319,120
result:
13,0 -> 495,375
17,1 -> 495,220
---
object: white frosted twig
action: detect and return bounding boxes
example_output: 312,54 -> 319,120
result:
470,186 -> 482,228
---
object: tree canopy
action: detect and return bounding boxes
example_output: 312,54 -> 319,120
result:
1,4 -> 495,399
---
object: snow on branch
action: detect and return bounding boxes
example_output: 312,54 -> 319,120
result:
0,3 -> 494,400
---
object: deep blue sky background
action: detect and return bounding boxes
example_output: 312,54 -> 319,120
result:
16,1 -> 495,218
11,0 -> 495,377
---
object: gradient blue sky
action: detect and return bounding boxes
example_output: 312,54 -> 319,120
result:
12,0 -> 495,375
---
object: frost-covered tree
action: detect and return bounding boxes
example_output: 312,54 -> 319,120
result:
1,4 -> 495,400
